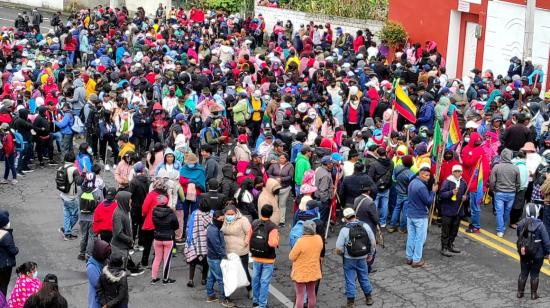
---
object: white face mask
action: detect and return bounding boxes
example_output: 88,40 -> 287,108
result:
33,271 -> 38,279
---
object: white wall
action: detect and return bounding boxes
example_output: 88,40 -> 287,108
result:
255,6 -> 384,39
4,0 -> 63,10
483,1 -> 550,94
446,10 -> 461,78
125,0 -> 171,17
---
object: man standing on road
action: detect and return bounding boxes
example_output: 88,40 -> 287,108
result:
336,208 -> 375,307
58,152 -> 82,241
406,166 -> 437,268
368,147 -> 393,228
30,9 -> 43,32
490,148 -> 520,237
314,156 -> 334,232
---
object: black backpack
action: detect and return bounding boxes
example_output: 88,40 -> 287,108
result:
345,223 -> 371,257
250,221 -> 274,258
55,165 -> 74,194
517,220 -> 538,258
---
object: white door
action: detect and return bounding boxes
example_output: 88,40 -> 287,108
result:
462,22 -> 478,81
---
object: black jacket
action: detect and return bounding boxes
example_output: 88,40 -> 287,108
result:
517,217 -> 550,259
219,165 -> 238,201
128,175 -> 150,209
152,205 -> 179,241
0,229 -> 18,268
97,266 -> 129,308
368,157 -> 393,187
340,172 -> 378,205
24,293 -> 68,308
202,190 -> 226,211
33,113 -> 50,138
14,109 -> 34,141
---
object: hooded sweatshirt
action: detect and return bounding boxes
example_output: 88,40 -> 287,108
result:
152,205 -> 179,241
490,148 -> 520,193
257,178 -> 282,224
70,78 -> 86,110
97,265 -> 129,307
111,191 -> 133,256
516,217 -> 550,259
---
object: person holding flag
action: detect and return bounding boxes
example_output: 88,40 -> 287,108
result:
438,165 -> 468,257
461,132 -> 490,234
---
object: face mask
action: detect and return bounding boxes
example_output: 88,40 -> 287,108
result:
217,90 -> 223,95
286,83 -> 292,87
459,89 -> 465,94
3,222 -> 10,229
187,163 -> 195,168
482,95 -> 487,100
464,137 -> 470,143
225,215 -> 236,223
33,271 -> 38,279
474,140 -> 482,146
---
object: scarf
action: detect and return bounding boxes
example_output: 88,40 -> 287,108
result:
349,99 -> 359,110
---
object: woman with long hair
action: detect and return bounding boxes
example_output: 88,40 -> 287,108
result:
23,274 -> 68,307
146,142 -> 165,177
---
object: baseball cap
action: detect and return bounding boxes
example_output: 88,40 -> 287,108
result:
452,165 -> 463,172
343,208 -> 356,219
321,155 -> 334,165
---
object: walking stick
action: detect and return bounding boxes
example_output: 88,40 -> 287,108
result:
324,201 -> 333,240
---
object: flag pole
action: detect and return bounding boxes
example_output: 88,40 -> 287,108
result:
428,121 -> 450,232
455,158 -> 482,216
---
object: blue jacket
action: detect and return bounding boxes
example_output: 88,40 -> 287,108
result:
206,224 -> 226,260
0,229 -> 18,268
407,177 -> 434,219
132,110 -> 151,138
393,165 -> 416,195
55,111 -> 74,135
77,153 -> 93,173
416,101 -> 435,130
517,217 -> 550,259
86,256 -> 103,308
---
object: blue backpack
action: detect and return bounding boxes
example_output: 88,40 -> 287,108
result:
199,127 -> 217,145
13,130 -> 25,152
289,220 -> 305,249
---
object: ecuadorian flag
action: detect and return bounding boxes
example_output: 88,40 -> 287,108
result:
394,84 -> 417,123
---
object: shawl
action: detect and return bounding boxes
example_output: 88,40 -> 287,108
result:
184,210 -> 212,262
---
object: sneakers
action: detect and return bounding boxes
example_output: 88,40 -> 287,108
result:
440,248 -> 452,257
59,227 -> 65,234
411,260 -> 426,268
48,161 -> 58,166
206,295 -> 218,303
17,171 -> 25,177
448,245 -> 461,254
130,268 -> 145,277
22,169 -> 34,173
187,280 -> 194,288
0,179 -> 8,184
175,240 -> 185,246
134,245 -> 144,251
151,278 -> 160,285
386,226 -> 397,233
365,294 -> 374,306
104,164 -> 111,171
129,249 -> 135,255
77,253 -> 86,261
465,227 -> 480,234
497,232 -> 504,238
163,278 -> 176,285
220,299 -> 236,307
64,234 -> 78,241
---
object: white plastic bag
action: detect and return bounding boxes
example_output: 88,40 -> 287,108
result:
221,253 -> 250,296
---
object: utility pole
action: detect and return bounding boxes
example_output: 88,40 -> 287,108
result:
523,0 -> 536,61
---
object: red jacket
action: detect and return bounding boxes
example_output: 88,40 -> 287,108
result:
142,190 -> 168,230
92,200 -> 118,234
1,132 -> 15,157
0,112 -> 12,124
460,132 -> 490,193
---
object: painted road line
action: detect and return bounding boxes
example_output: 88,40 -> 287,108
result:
459,227 -> 550,276
459,221 -> 550,265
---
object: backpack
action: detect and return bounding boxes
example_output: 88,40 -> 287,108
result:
225,143 -> 237,164
50,14 -> 59,26
375,166 -> 393,191
55,165 -> 74,194
249,221 -> 274,258
517,220 -> 538,258
71,115 -> 84,134
289,220 -> 304,249
345,223 -> 371,257
199,127 -> 217,145
274,108 -> 286,127
80,174 -> 98,213
13,131 -> 24,152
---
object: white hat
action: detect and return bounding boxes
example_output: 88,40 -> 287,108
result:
343,208 -> 356,219
465,121 -> 479,129
452,165 -> 463,172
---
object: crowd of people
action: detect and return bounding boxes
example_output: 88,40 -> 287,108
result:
0,3 -> 550,308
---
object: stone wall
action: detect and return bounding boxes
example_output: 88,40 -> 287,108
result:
255,5 -> 384,37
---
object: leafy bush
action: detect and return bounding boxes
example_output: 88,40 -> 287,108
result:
378,21 -> 407,47
278,0 -> 387,21
206,0 -> 241,13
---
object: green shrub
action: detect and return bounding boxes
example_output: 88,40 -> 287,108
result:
378,21 -> 407,47
279,0 -> 387,21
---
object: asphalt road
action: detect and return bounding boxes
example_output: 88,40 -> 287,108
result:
0,4 -> 55,33
2,3 -> 550,307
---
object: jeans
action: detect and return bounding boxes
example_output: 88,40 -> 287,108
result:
62,199 -> 79,236
494,192 -> 515,233
67,51 -> 75,65
183,199 -> 199,236
252,262 -> 274,307
206,258 -> 225,300
469,192 -> 481,229
16,142 -> 31,171
62,134 -> 74,156
406,217 -> 428,262
79,220 -> 94,255
343,258 -> 372,299
390,193 -> 408,230
51,132 -> 62,152
374,189 -> 390,226
3,155 -> 16,180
